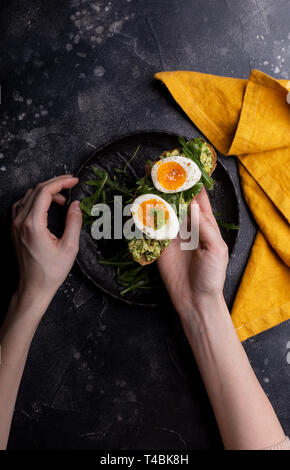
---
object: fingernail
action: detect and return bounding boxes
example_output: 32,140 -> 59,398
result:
72,200 -> 81,211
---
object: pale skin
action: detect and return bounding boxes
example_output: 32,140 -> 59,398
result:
0,178 -> 286,450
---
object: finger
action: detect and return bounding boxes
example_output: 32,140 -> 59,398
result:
22,187 -> 34,204
12,188 -> 33,218
13,175 -> 74,222
60,201 -> 82,253
52,193 -> 67,206
193,187 -> 220,231
31,177 -> 79,227
34,174 -> 73,189
192,187 -> 213,218
196,202 -> 224,250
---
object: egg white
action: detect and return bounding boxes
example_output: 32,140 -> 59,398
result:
151,155 -> 201,194
131,193 -> 179,240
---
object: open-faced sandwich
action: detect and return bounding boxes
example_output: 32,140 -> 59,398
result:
127,137 -> 217,265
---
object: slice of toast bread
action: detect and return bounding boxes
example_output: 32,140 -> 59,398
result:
204,142 -> 217,177
129,140 -> 217,266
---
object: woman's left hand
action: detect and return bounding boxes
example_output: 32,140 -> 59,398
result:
11,175 -> 82,306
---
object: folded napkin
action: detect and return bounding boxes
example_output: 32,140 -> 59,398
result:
155,69 -> 290,341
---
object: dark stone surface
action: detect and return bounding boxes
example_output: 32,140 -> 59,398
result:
0,0 -> 289,449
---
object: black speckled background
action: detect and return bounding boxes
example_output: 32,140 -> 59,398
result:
0,0 -> 289,450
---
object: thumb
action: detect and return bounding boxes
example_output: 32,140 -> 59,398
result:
61,200 -> 83,251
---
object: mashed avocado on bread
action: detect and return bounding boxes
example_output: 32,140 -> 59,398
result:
200,141 -> 214,174
128,239 -> 171,265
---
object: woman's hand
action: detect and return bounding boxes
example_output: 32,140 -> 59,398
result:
157,187 -> 228,319
11,175 -> 82,307
158,187 -> 287,450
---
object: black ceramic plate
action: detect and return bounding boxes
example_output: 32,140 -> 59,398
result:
70,131 -> 239,307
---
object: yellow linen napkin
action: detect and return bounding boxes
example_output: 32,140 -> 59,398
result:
155,69 -> 290,341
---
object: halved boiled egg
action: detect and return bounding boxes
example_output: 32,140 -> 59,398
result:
151,155 -> 201,193
131,194 -> 179,240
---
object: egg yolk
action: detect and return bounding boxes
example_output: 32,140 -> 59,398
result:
157,161 -> 186,190
137,199 -> 169,230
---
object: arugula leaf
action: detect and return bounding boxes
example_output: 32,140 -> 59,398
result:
80,168 -> 108,216
214,213 -> 240,231
178,137 -> 214,190
123,145 -> 140,174
115,145 -> 140,175
217,221 -> 240,231
136,175 -> 156,194
91,166 -> 106,178
182,182 -> 203,204
98,246 -> 163,296
85,179 -> 100,186
106,178 -> 134,196
118,264 -> 162,295
99,260 -> 136,267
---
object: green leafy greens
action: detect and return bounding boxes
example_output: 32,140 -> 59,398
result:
99,248 -> 162,295
80,168 -> 108,216
115,145 -> 140,175
217,221 -> 240,231
178,136 -> 214,190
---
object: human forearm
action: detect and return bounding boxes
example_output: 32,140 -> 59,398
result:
0,289 -> 52,450
179,295 -> 285,450
158,189 -> 286,450
0,176 -> 81,449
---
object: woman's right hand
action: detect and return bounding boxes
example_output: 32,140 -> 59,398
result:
11,175 -> 82,310
157,187 -> 229,320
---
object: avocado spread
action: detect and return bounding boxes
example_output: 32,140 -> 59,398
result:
199,142 -> 213,174
164,142 -> 212,174
163,148 -> 180,157
128,238 -> 171,263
